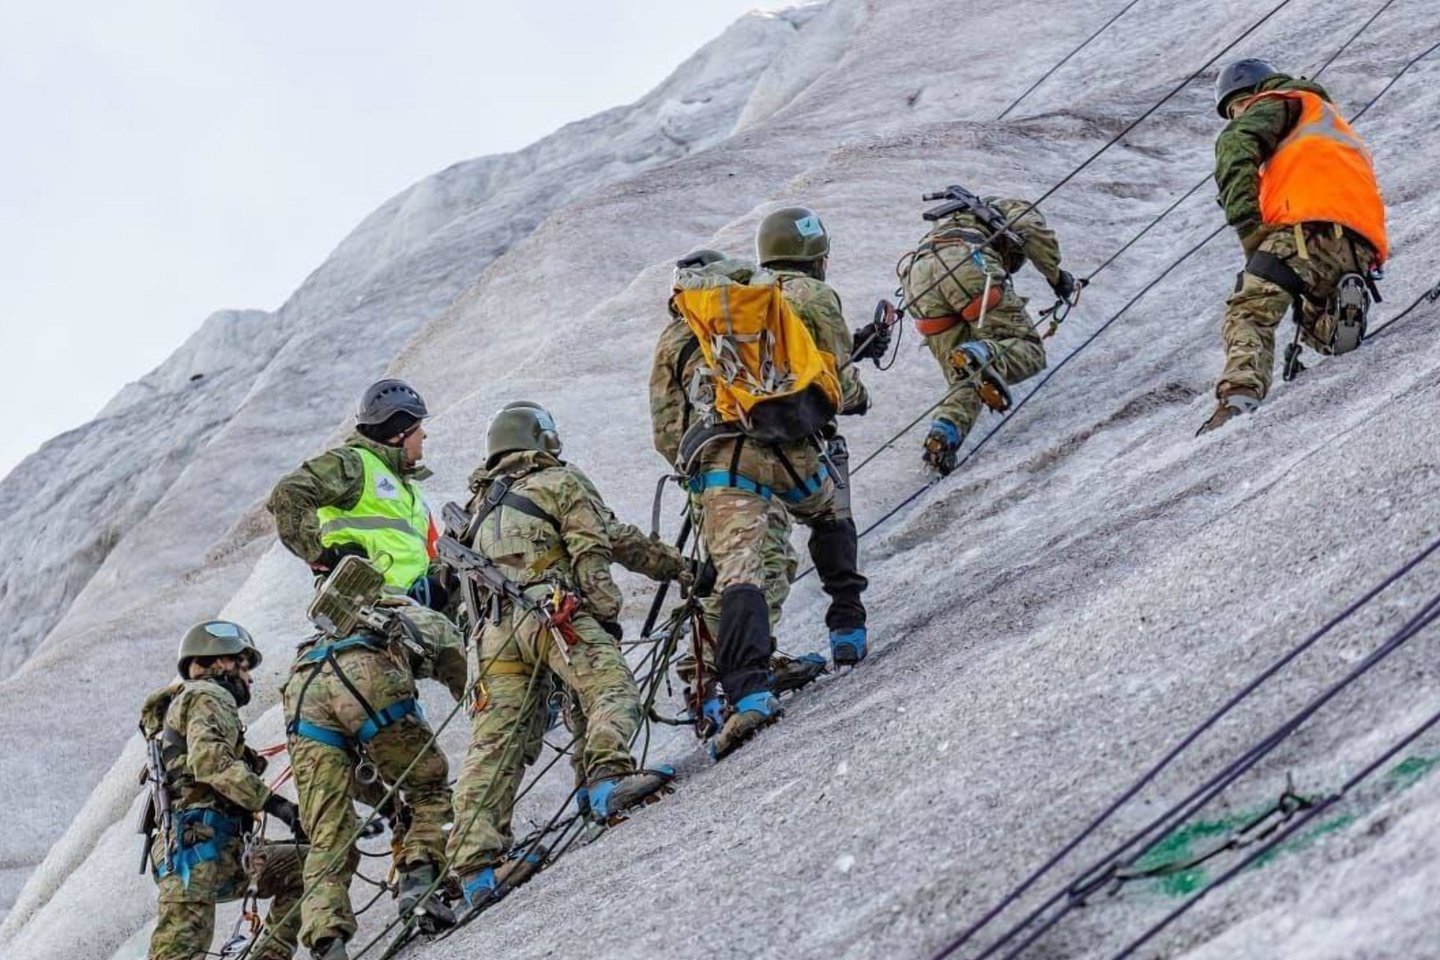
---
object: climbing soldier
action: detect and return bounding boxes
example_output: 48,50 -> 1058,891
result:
660,249 -> 826,740
1199,59 -> 1388,434
898,185 -> 1076,475
140,621 -> 307,960
445,402 -> 679,910
268,378 -> 451,609
282,579 -> 467,959
658,210 -> 876,759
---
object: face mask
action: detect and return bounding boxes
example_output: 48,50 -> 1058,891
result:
213,670 -> 252,707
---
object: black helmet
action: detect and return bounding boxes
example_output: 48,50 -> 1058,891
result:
1215,58 -> 1279,117
357,379 -> 429,427
177,620 -> 261,678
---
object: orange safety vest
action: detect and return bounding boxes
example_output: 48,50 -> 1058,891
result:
1240,89 -> 1389,264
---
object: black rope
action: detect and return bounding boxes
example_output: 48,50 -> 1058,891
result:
995,0 -> 1147,121
931,533 -> 1440,959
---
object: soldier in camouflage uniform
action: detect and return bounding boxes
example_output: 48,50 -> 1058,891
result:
141,621 -> 307,960
282,599 -> 466,959
652,211 -> 879,759
900,193 -> 1075,474
658,253 -> 827,738
268,379 -> 450,609
1199,60 -> 1388,433
445,402 -> 680,909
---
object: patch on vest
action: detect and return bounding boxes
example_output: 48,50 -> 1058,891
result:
375,475 -> 400,499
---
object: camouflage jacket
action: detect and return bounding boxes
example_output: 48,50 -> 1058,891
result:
1215,75 -> 1332,247
267,432 -> 434,565
379,602 -> 468,702
139,673 -> 271,815
650,260 -> 863,483
906,197 -> 1064,316
464,450 -> 680,622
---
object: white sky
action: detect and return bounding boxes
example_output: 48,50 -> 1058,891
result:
0,1 -> 787,479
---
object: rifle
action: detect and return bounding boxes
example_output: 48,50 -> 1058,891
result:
138,724 -> 173,874
436,503 -> 582,660
921,184 -> 1025,248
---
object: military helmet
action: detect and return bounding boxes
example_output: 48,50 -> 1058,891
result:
674,248 -> 727,271
356,378 -> 429,427
486,401 -> 562,466
1215,58 -> 1280,117
756,207 -> 830,265
177,620 -> 262,678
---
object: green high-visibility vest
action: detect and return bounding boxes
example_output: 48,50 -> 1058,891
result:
316,447 -> 431,590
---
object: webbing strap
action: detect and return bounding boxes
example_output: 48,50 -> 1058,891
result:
154,809 -> 244,886
295,635 -> 380,665
687,469 -> 826,504
291,697 -> 420,750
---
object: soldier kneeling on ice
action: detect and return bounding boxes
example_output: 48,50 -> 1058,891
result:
1198,59 -> 1388,434
140,621 -> 308,960
282,565 -> 468,960
444,402 -> 680,910
898,185 -> 1075,475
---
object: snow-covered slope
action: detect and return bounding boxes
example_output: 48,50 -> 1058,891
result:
0,6 -> 813,923
7,0 -> 1440,958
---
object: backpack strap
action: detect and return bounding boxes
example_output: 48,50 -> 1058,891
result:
471,474 -> 562,535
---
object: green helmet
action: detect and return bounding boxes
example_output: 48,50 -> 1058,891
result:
675,248 -> 727,271
756,206 -> 829,265
177,620 -> 261,678
486,401 -> 562,466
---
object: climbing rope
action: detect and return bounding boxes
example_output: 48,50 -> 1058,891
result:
932,534 -> 1440,960
994,0 -> 1146,121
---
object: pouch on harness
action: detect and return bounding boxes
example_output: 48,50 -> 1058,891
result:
670,267 -> 841,447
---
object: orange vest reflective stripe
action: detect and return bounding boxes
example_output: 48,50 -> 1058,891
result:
1242,89 -> 1389,264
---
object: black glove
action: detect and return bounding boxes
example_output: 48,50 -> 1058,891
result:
263,794 -> 308,842
599,621 -> 624,642
310,543 -> 368,574
851,321 -> 892,364
689,559 -> 717,599
1049,269 -> 1079,302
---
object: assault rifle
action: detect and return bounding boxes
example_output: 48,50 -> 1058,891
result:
921,184 -> 1025,249
437,502 -> 582,659
138,723 -> 173,874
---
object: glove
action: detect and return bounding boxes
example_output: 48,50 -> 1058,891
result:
263,794 -> 309,843
1049,269 -> 1078,302
310,543 -> 368,574
689,559 -> 717,599
599,621 -> 624,642
850,321 -> 892,364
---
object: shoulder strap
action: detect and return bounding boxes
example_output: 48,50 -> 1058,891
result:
473,474 -> 562,535
675,334 -> 701,383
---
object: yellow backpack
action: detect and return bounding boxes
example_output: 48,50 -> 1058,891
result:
670,267 -> 842,444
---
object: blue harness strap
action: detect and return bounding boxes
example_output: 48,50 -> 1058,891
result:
687,468 -> 828,504
295,635 -> 380,665
291,697 -> 420,750
155,809 -> 244,887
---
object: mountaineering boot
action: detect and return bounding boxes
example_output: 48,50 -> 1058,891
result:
830,627 -> 868,667
1196,388 -> 1260,436
687,691 -> 726,740
948,341 -> 1014,412
1326,273 -> 1371,355
396,862 -> 456,932
312,937 -> 349,960
575,784 -> 590,819
587,766 -> 677,823
712,691 -> 783,760
771,651 -> 828,694
923,419 -> 963,476
459,847 -> 548,910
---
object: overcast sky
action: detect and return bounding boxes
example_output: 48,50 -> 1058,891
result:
0,1 -> 787,480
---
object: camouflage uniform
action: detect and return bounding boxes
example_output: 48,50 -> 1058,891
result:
141,675 -> 304,960
650,259 -> 869,702
901,199 -> 1064,438
446,450 -> 680,877
281,605 -> 465,950
1213,75 -> 1380,400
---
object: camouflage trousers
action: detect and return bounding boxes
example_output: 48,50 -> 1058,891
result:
149,835 -> 304,960
1219,223 -> 1378,400
282,644 -> 452,948
923,294 -> 1047,435
447,604 -> 641,874
676,495 -> 797,693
